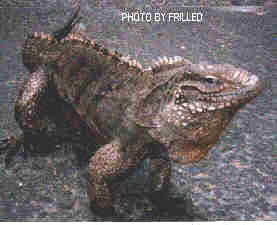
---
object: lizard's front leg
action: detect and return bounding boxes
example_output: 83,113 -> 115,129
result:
148,145 -> 194,218
87,136 -> 150,218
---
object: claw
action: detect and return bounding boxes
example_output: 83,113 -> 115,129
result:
0,136 -> 13,153
52,0 -> 82,42
0,135 -> 23,166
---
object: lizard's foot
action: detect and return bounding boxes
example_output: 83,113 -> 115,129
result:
149,190 -> 194,219
90,203 -> 120,220
0,133 -> 56,166
0,135 -> 23,166
87,180 -> 121,220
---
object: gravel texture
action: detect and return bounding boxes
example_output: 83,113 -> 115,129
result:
0,0 -> 276,221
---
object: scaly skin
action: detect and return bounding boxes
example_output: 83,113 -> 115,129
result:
0,1 -> 262,218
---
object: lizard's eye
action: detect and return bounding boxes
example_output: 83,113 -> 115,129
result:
205,76 -> 217,84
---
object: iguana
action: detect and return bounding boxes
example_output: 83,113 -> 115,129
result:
0,2 -> 262,218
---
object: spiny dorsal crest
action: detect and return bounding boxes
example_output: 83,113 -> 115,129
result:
150,56 -> 190,73
141,56 -> 193,89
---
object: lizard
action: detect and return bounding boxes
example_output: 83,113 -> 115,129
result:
0,1 -> 262,218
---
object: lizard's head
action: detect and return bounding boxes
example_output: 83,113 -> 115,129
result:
138,59 -> 262,164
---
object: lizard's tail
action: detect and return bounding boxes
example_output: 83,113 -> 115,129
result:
52,0 -> 82,42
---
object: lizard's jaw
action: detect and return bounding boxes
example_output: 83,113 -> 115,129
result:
151,99 -> 238,164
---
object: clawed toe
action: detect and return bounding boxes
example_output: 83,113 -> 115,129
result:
0,135 -> 23,166
0,136 -> 14,153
